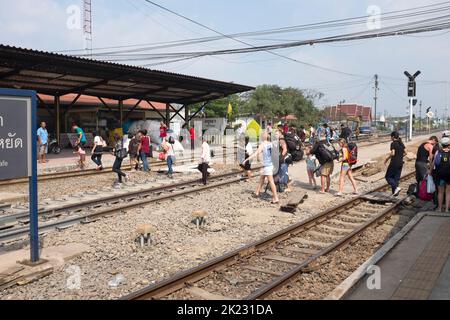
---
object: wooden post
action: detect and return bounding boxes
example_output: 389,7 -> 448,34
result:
119,100 -> 123,129
185,105 -> 190,127
55,95 -> 60,142
166,103 -> 170,127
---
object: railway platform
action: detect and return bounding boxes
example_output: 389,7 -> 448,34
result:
344,212 -> 450,300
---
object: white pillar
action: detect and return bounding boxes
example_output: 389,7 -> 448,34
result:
409,98 -> 414,141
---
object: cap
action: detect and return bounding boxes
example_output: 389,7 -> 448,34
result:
441,137 -> 450,146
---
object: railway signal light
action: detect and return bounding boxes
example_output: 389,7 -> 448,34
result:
404,70 -> 421,141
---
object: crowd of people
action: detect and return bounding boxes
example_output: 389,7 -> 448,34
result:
36,119 -> 449,212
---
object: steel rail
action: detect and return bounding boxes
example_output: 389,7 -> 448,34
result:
0,170 -> 260,243
121,171 -> 415,300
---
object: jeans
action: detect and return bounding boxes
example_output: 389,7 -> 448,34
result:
140,152 -> 150,172
386,164 -> 403,194
91,154 -> 102,167
167,155 -> 174,175
113,157 -> 126,183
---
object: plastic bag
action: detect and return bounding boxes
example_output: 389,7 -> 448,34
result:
159,152 -> 166,161
427,175 -> 436,194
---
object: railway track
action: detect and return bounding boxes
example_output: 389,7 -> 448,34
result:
0,156 -> 201,187
0,169 -> 260,243
121,172 -> 416,300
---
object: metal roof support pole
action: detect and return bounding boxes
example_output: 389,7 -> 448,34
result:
123,99 -> 142,122
55,95 -> 61,143
170,105 -> 186,122
188,101 -> 210,123
185,105 -> 190,126
146,101 -> 166,121
165,103 -> 170,127
37,95 -> 55,118
119,100 -> 124,129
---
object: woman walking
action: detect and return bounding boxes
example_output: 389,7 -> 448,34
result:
128,133 -> 140,171
239,136 -> 253,180
384,131 -> 406,196
336,139 -> 358,196
432,137 -> 450,212
112,134 -> 128,185
91,132 -> 105,170
139,130 -> 151,172
243,132 -> 279,204
162,137 -> 175,179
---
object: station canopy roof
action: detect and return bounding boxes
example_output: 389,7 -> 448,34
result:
0,45 -> 254,105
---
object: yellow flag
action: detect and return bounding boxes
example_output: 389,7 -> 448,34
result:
227,102 -> 233,115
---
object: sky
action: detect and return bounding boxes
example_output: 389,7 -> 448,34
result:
1,0 -> 449,118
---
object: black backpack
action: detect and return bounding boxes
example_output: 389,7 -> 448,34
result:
168,136 -> 175,144
292,149 -> 304,162
437,151 -> 450,177
324,142 -> 339,160
315,143 -> 335,165
284,132 -> 301,154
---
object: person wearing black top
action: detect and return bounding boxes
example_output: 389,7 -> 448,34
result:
415,136 -> 438,184
339,124 -> 352,142
384,131 -> 406,196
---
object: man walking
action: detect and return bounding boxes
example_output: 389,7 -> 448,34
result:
37,121 -> 49,164
72,124 -> 87,147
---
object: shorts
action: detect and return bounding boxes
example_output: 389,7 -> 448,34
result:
39,144 -> 48,155
341,162 -> 351,172
261,165 -> 274,176
438,176 -> 450,187
320,161 -> 334,176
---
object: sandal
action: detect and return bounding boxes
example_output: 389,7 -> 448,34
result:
252,193 -> 260,198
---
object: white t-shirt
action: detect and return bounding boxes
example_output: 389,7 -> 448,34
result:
94,136 -> 102,146
122,136 -> 130,151
166,143 -> 175,157
245,143 -> 253,156
201,142 -> 211,163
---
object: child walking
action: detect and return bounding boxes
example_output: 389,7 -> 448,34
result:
74,144 -> 86,170
305,146 -> 318,189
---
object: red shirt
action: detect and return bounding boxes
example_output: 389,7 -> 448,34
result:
160,126 -> 167,138
283,124 -> 289,134
189,128 -> 195,140
140,136 -> 150,154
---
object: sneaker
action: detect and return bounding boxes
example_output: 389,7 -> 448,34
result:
393,188 -> 402,197
335,192 -> 343,197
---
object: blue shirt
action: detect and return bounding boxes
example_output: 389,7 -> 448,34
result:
37,127 -> 48,145
76,127 -> 87,143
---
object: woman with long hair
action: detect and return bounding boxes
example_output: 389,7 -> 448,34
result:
243,132 -> 279,204
336,138 -> 358,196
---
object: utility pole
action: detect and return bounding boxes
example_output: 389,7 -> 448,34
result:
419,100 -> 422,131
373,74 -> 379,128
83,0 -> 93,57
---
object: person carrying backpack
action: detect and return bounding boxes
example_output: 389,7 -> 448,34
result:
432,137 -> 450,212
311,138 -> 335,194
336,139 -> 359,197
284,130 -> 303,162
